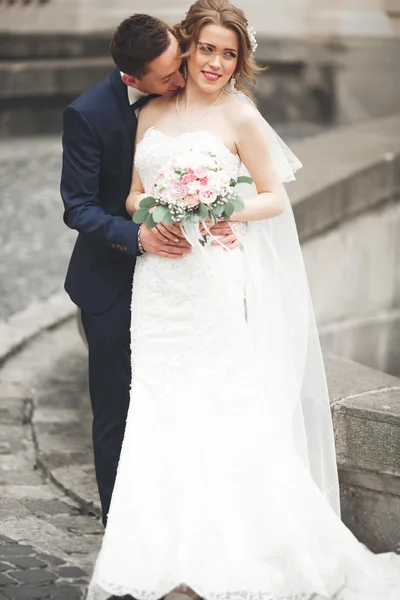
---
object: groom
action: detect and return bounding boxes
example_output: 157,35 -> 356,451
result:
61,14 -> 239,526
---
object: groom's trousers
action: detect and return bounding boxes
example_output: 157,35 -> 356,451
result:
81,277 -> 132,527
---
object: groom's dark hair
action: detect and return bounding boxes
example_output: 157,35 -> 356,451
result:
110,14 -> 173,79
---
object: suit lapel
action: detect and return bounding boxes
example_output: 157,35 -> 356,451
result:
111,69 -> 136,156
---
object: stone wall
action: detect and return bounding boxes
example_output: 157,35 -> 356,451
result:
0,0 -> 399,135
325,353 -> 400,552
289,114 -> 400,550
0,0 -> 395,36
386,0 -> 400,35
289,114 -> 400,377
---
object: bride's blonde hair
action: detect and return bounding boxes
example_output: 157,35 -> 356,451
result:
174,0 -> 263,98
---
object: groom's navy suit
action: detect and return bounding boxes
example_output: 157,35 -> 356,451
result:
61,69 -> 145,525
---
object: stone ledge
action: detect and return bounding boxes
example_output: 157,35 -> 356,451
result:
0,57 -> 113,98
325,352 -> 400,485
0,33 -> 111,60
289,113 -> 400,242
0,32 -> 337,63
323,348 -> 400,551
334,389 -> 400,476
0,291 -> 75,366
289,113 -> 400,381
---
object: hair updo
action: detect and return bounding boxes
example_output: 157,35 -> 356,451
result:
174,0 -> 263,97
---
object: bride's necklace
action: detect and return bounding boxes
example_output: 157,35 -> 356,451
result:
175,90 -> 225,125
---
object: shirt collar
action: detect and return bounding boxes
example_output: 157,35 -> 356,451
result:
120,72 -> 147,106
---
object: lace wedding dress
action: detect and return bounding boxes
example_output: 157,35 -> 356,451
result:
87,128 -> 400,600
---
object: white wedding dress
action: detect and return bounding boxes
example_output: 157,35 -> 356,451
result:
87,128 -> 400,600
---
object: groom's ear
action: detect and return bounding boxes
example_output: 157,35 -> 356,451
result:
121,73 -> 141,90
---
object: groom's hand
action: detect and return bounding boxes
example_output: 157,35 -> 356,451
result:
139,223 -> 192,259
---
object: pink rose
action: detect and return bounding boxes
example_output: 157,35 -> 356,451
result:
187,194 -> 200,208
199,177 -> 208,186
194,167 -> 208,179
185,169 -> 196,183
181,174 -> 192,185
171,180 -> 188,199
199,186 -> 217,205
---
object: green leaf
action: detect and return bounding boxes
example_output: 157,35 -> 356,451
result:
231,196 -> 245,211
152,205 -> 169,223
146,212 -> 157,229
139,196 -> 157,209
212,204 -> 226,217
198,203 -> 209,219
223,202 -> 235,219
236,175 -> 254,185
162,210 -> 174,225
132,208 -> 149,224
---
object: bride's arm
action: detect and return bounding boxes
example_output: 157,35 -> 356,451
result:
126,101 -> 189,246
232,106 -> 285,222
126,111 -> 151,217
126,165 -> 145,217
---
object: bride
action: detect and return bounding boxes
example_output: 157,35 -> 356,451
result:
87,1 -> 400,599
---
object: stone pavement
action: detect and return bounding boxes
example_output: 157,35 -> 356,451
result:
0,534 -> 88,600
0,135 -> 75,321
0,315 -> 102,599
0,130 -> 105,600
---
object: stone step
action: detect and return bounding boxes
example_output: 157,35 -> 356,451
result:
0,57 -> 113,99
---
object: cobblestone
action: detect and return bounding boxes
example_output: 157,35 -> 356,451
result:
6,558 -> 47,570
54,567 -> 87,579
0,318 -> 102,600
36,556 -> 66,568
10,570 -> 58,584
3,584 -> 51,599
0,574 -> 15,586
0,535 -> 90,599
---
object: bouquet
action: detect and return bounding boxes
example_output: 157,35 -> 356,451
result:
133,148 -> 253,244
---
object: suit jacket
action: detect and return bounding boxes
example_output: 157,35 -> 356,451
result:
61,68 -> 140,314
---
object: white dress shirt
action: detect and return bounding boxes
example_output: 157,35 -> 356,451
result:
120,72 -> 146,112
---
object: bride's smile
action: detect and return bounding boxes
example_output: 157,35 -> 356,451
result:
188,23 -> 239,93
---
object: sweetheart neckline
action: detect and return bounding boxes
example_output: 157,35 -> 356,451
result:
138,127 -> 240,161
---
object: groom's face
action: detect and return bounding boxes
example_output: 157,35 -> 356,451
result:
130,33 -> 185,96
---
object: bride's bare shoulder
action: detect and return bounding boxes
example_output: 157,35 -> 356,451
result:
136,95 -> 174,138
223,95 -> 267,146
140,95 -> 173,118
225,96 -> 261,126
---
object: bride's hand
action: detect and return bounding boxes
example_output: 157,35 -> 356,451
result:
207,220 -> 243,250
198,217 -> 213,236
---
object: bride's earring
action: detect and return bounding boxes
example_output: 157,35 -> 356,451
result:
229,74 -> 237,93
182,62 -> 188,80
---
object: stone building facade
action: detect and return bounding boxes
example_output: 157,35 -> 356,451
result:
0,0 -> 400,37
0,1 -> 399,135
0,0 -> 396,37
386,0 -> 400,34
